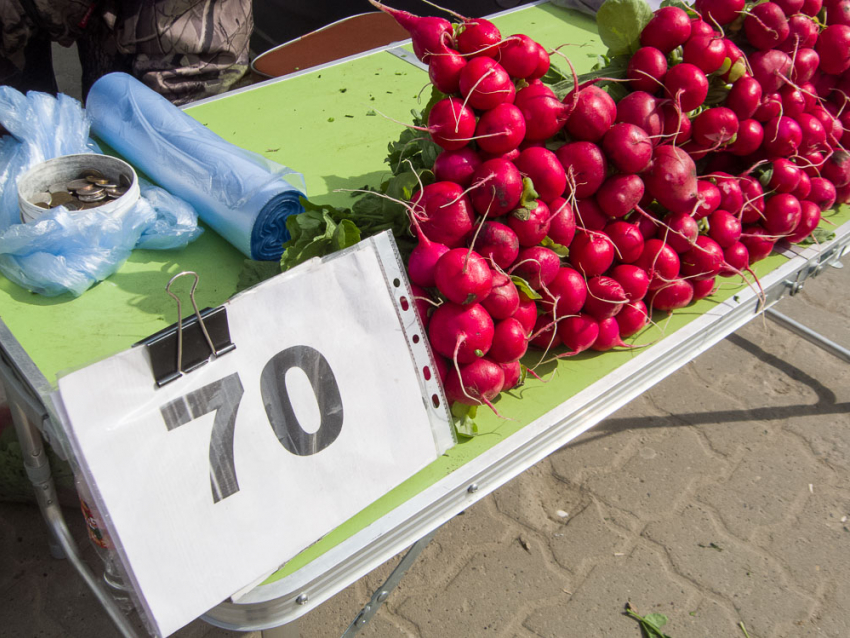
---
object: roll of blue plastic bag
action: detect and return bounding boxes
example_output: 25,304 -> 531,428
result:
86,72 -> 306,261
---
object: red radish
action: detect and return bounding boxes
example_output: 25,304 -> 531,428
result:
409,283 -> 433,328
712,173 -> 745,214
690,19 -> 715,38
616,91 -> 664,141
728,119 -> 765,156
822,150 -> 850,188
499,34 -> 540,79
456,18 -> 502,58
412,181 -> 475,248
727,75 -> 764,121
741,225 -> 777,262
694,180 -> 722,220
640,7 -> 692,53
635,239 -> 681,289
475,103 -> 527,155
513,298 -> 538,336
644,145 -> 699,214
605,220 -> 646,263
407,230 -> 450,288
763,193 -> 803,235
826,0 -> 850,24
458,57 -> 516,111
529,313 -> 562,350
548,197 -> 577,247
692,108 -> 740,147
681,235 -> 725,280
779,85 -> 806,119
803,0 -> 824,12
708,209 -> 743,247
509,200 -> 551,247
444,358 -> 504,407
515,86 -> 571,141
663,211 -> 700,253
763,116 -> 803,157
368,1 -> 453,62
627,47 -> 668,93
583,276 -> 628,320
591,317 -> 634,352
792,171 -> 812,200
498,360 -> 522,392
721,241 -> 750,275
786,199 -> 822,241
428,302 -> 494,364
470,158 -> 523,216
611,264 -> 650,301
428,50 -> 467,94
768,158 -> 803,193
434,248 -> 493,305
682,140 -> 713,162
433,355 -> 450,385
514,147 -> 567,203
695,0 -> 745,25
776,0 -> 806,14
745,3 -> 790,50
816,25 -> 850,75
564,85 -> 617,142
723,40 -> 748,82
629,208 -> 660,240
555,141 -> 608,199
476,221 -> 519,269
649,278 -> 694,311
780,16 -> 819,52
602,123 -> 653,173
596,174 -> 645,219
487,317 -> 529,363
740,176 -> 767,224
807,177 -> 838,210
616,300 -> 649,337
691,277 -> 717,301
530,43 -> 551,80
814,73 -> 838,100
427,98 -> 477,151
683,35 -> 727,74
574,198 -> 610,231
664,63 -> 709,112
481,148 -> 521,163
482,271 -> 520,320
512,246 -> 561,290
433,147 -> 482,187
569,231 -> 615,276
749,50 -> 792,94
799,149 -> 826,178
754,92 -> 782,122
557,313 -> 600,355
661,102 -> 693,144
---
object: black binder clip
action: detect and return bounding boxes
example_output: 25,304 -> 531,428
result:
137,271 -> 236,387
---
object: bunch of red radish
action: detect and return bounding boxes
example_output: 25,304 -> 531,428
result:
370,0 -> 850,414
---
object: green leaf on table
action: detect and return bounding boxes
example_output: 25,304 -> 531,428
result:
596,0 -> 654,57
644,613 -> 669,629
799,228 -> 836,245
235,259 -> 281,293
625,607 -> 673,638
452,403 -> 480,437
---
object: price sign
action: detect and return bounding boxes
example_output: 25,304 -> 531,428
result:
57,232 -> 454,638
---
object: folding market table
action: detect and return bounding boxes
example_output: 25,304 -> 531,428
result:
1,2 -> 849,637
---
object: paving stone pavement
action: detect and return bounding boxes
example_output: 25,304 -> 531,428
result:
1,254 -> 847,638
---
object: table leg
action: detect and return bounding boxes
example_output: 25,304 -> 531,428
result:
765,308 -> 850,364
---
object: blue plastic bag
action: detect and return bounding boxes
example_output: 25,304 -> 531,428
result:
0,87 -> 203,297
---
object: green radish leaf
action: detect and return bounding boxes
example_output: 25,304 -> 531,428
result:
235,259 -> 281,292
800,228 -> 836,245
643,613 -> 669,628
596,0 -> 654,57
332,218 -> 361,251
541,236 -> 570,257
511,276 -> 542,300
660,0 -> 697,15
550,56 -> 629,99
452,403 -> 481,437
604,81 -> 630,102
519,177 -> 540,209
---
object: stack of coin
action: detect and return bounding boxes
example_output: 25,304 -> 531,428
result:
28,168 -> 132,211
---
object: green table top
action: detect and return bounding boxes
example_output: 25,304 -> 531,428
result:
1,2 -> 847,586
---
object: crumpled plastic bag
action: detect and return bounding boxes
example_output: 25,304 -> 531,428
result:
0,86 -> 203,297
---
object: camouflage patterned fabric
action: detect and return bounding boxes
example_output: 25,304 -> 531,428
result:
0,0 -> 252,104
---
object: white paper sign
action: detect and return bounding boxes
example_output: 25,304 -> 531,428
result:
57,233 -> 453,637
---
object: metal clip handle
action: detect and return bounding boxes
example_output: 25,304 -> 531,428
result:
165,271 -> 217,375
